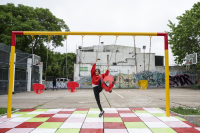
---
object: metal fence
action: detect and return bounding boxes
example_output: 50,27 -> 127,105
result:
0,67 -> 28,95
0,43 -> 32,95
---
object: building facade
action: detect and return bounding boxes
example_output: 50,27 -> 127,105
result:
74,43 -> 195,89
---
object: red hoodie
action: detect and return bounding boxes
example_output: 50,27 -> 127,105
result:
91,63 -> 109,86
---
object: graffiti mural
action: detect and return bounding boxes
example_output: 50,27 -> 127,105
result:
72,71 -> 198,89
113,74 -> 137,88
169,74 -> 193,87
135,71 -> 165,88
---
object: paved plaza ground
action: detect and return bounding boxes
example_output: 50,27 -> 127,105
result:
0,88 -> 200,109
0,88 -> 200,133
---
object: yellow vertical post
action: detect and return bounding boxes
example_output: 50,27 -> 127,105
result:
165,49 -> 170,117
7,45 -> 16,118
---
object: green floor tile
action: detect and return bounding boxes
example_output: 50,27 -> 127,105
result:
104,117 -> 122,122
156,108 -> 163,111
37,122 -> 63,128
151,128 -> 177,133
133,110 -> 148,113
73,111 -> 88,114
12,112 -> 29,115
19,114 -> 38,117
124,122 -> 148,128
151,113 -> 167,117
27,117 -> 50,122
34,109 -> 49,112
89,108 -> 100,111
55,129 -> 80,133
174,116 -> 186,121
87,114 -> 100,117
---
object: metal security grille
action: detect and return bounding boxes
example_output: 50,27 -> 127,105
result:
0,68 -> 9,95
0,43 -> 33,94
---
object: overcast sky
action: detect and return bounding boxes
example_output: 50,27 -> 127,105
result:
1,0 -> 199,65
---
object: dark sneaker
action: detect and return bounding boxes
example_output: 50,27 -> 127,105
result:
99,110 -> 104,117
109,90 -> 112,93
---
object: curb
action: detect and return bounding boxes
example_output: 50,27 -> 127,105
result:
0,109 -> 20,117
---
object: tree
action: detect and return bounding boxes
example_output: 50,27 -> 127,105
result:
0,3 -> 73,78
167,2 -> 200,68
45,52 -> 76,80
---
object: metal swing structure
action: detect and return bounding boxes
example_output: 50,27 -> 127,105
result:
7,31 -> 170,118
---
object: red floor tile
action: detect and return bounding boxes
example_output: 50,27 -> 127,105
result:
57,111 -> 74,114
104,113 -> 120,117
104,122 -> 126,129
35,114 -> 54,117
80,129 -> 103,133
46,117 -> 68,122
121,117 -> 142,122
183,121 -> 198,127
129,108 -> 144,110
19,109 -> 36,112
118,110 -> 134,113
173,128 -> 200,133
15,122 -> 43,128
0,128 -> 12,133
75,108 -> 90,111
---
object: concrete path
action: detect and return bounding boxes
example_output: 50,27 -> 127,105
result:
0,88 -> 200,109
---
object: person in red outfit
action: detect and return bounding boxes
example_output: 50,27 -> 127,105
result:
91,58 -> 111,117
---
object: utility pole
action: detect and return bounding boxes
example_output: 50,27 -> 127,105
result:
143,46 -> 146,72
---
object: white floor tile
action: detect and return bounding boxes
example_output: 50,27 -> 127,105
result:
158,117 -> 181,122
27,111 -> 45,114
60,122 -> 83,128
47,109 -> 63,112
119,113 -> 137,117
116,108 -> 130,110
195,127 -> 200,131
127,128 -> 153,133
85,118 -> 103,122
88,111 -> 100,114
103,108 -> 117,111
146,110 -> 164,113
2,114 -> 23,118
104,110 -> 118,113
136,113 -> 154,117
8,117 -> 32,122
144,122 -> 169,128
62,109 -> 76,111
41,111 -> 58,114
70,114 -> 87,118
30,128 -> 57,133
52,114 -> 70,117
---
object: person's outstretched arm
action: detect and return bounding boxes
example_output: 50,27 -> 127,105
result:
91,58 -> 98,77
102,64 -> 110,78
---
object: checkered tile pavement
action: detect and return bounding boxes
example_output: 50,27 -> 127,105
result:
0,108 -> 200,133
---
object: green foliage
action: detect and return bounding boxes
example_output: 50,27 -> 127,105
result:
46,52 -> 76,79
0,107 -> 16,115
171,106 -> 200,115
0,3 -> 75,79
167,2 -> 200,68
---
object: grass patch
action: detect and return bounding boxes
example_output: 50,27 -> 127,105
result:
0,107 -> 16,115
171,106 -> 200,115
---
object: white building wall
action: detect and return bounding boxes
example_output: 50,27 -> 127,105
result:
136,53 -> 156,73
74,63 -> 136,81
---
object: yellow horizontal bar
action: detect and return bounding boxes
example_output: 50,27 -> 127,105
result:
23,31 -> 157,36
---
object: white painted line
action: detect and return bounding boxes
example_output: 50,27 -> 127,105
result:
79,91 -> 84,94
113,90 -> 124,98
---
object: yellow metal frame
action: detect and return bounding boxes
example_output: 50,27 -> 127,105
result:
8,31 -> 170,118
